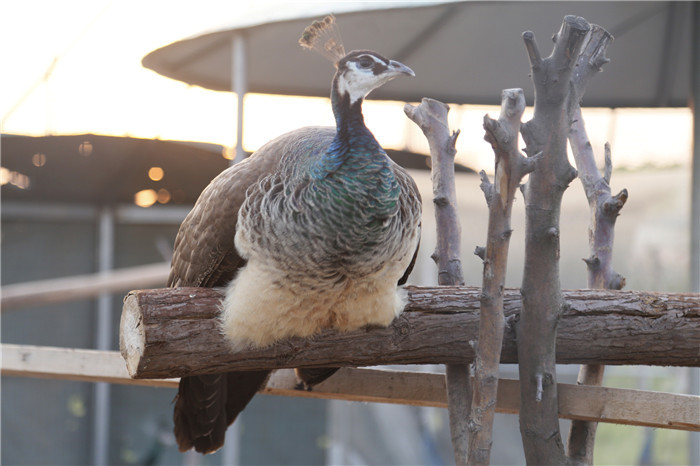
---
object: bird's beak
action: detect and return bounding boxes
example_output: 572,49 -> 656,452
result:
389,60 -> 415,77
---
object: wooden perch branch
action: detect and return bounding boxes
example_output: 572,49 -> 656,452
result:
404,98 -> 470,465
468,88 -> 534,466
518,16 -> 591,465
119,286 -> 700,380
566,23 -> 621,465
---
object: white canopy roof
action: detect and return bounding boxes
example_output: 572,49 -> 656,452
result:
142,1 -> 694,108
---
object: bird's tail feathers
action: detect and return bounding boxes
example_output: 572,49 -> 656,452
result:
173,371 -> 271,454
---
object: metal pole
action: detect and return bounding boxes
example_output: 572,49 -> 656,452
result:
232,32 -> 247,165
91,207 -> 114,465
689,4 -> 700,465
220,32 -> 247,466
690,0 -> 700,294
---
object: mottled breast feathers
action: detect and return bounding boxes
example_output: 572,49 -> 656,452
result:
168,125 -> 421,290
234,127 -> 417,287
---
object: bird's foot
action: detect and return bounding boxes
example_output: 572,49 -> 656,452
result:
294,381 -> 313,392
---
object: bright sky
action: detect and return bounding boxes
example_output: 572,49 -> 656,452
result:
0,0 -> 693,173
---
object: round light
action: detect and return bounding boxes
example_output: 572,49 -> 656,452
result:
0,167 -> 10,185
148,166 -> 164,181
134,189 -> 157,208
222,147 -> 235,160
79,141 -> 93,157
157,188 -> 171,204
32,153 -> 47,167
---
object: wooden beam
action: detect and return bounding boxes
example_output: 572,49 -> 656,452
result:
2,344 -> 698,432
120,286 -> 700,379
1,343 -> 177,388
1,262 -> 170,311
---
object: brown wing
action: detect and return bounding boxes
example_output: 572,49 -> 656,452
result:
168,155 -> 272,288
170,127 -> 336,454
168,126 -> 338,288
394,161 -> 422,286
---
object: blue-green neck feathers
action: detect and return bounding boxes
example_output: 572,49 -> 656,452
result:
306,82 -> 400,232
310,90 -> 383,179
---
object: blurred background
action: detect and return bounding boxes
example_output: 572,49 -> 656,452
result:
1,1 -> 697,465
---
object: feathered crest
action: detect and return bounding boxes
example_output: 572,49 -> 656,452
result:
298,15 -> 346,64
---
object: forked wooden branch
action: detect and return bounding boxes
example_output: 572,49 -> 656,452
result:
570,24 -> 622,291
518,15 -> 591,465
468,88 -> 536,466
404,98 -> 470,466
120,286 -> 700,379
404,98 -> 463,285
567,24 -> 621,465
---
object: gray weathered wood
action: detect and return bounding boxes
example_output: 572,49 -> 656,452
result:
518,16 -> 592,464
567,23 -> 619,466
120,286 -> 700,380
1,262 -> 169,311
469,88 -> 537,466
405,97 -> 470,466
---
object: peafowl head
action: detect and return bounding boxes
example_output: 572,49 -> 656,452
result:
299,15 -> 414,105
334,51 -> 414,104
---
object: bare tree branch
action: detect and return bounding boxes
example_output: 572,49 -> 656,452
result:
517,16 -> 591,465
404,98 -> 470,466
468,88 -> 534,465
566,24 -> 622,465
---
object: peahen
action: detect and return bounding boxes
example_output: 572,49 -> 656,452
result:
168,15 -> 422,454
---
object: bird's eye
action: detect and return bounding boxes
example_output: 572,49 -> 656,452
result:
357,57 -> 373,69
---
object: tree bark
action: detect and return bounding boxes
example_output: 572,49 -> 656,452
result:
565,24 -> 620,465
518,16 -> 591,465
468,88 -> 538,465
120,286 -> 700,379
404,98 -> 470,466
